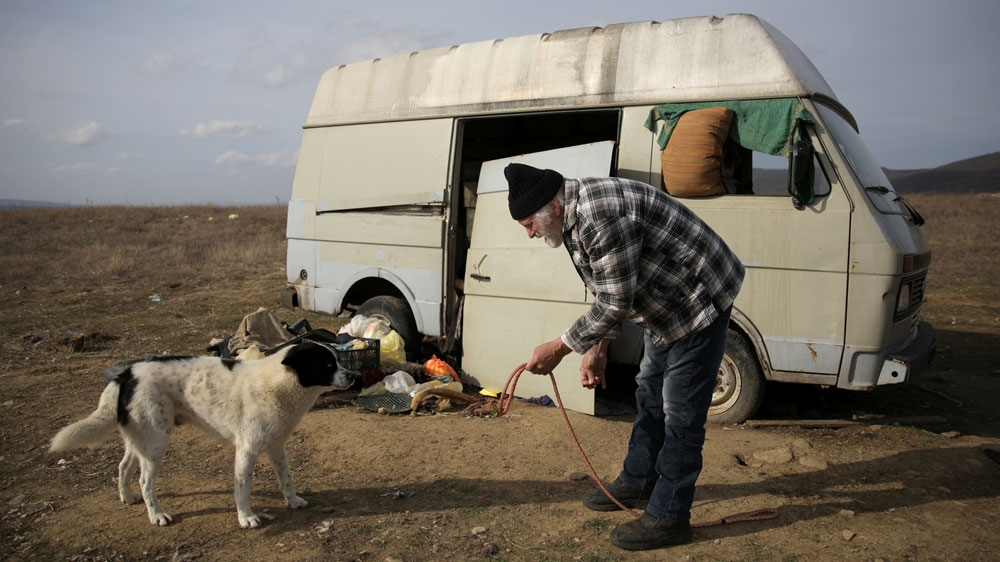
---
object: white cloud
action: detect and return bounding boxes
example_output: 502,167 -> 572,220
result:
4,119 -> 110,147
263,65 -> 289,87
333,27 -> 447,67
181,120 -> 270,139
234,51 -> 313,89
51,162 -> 96,173
213,149 -> 297,168
45,121 -> 111,147
214,150 -> 251,165
140,52 -> 178,76
230,24 -> 448,90
253,149 -> 297,168
117,151 -> 146,160
262,52 -> 309,87
2,118 -> 26,129
50,162 -> 118,174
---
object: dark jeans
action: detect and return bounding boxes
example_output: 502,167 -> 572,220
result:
618,306 -> 731,522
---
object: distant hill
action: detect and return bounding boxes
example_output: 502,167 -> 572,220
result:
752,152 -> 1000,195
2,153 -> 996,209
888,152 -> 1000,193
0,199 -> 73,209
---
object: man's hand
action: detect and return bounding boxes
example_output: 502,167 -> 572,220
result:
581,339 -> 610,389
525,337 -> 572,374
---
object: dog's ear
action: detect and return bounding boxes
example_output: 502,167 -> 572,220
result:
282,342 -> 337,388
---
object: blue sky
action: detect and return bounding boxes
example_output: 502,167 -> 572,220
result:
1,0 -> 998,205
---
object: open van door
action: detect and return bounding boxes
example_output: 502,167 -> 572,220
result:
461,142 -> 615,414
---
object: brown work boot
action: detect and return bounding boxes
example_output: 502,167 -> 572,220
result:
582,477 -> 654,512
609,512 -> 692,550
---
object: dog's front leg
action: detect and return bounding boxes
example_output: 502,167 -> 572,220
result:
234,446 -> 261,528
265,443 -> 307,509
136,443 -> 172,526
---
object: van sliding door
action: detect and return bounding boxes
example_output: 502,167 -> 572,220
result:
461,142 -> 615,414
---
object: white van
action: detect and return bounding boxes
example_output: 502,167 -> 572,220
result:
280,14 -> 935,421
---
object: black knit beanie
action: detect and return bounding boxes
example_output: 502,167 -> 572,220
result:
504,163 -> 563,220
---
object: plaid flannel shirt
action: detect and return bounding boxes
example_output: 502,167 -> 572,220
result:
560,177 -> 745,353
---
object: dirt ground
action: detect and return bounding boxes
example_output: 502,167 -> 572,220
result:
2,199 -> 999,562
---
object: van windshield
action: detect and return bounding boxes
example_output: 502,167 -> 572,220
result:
816,103 -> 908,216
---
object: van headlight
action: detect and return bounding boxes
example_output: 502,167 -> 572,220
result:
895,283 -> 911,314
894,273 -> 926,321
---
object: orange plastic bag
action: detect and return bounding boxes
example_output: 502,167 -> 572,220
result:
424,355 -> 458,381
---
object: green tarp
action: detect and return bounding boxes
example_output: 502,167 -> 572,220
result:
644,98 -> 815,157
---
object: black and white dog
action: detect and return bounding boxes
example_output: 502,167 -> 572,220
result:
50,342 -> 354,528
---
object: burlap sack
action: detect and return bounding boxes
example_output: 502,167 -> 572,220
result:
227,307 -> 294,356
660,107 -> 734,197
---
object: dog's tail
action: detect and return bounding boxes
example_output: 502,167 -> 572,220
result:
50,381 -> 120,452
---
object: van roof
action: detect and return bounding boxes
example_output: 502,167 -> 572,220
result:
305,14 -> 842,128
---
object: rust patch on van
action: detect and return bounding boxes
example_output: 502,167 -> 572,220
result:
807,343 -> 818,362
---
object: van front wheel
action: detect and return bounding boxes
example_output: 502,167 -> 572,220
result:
708,329 -> 765,424
356,296 -> 420,360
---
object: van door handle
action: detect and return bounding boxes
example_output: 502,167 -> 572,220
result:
471,255 -> 491,282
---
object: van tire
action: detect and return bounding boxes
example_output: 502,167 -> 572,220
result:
356,296 -> 420,360
708,329 -> 765,424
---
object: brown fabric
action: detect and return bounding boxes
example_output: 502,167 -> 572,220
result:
660,107 -> 734,197
228,307 -> 294,356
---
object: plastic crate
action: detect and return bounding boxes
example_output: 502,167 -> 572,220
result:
335,338 -> 380,371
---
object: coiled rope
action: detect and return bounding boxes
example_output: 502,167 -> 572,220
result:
499,363 -> 778,527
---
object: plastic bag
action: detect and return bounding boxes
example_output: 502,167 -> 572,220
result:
339,315 -> 391,340
337,315 -> 365,337
363,320 -> 391,340
383,371 -> 416,394
358,381 -> 387,396
410,379 -> 463,397
424,355 -> 458,380
235,344 -> 264,360
379,330 -> 406,366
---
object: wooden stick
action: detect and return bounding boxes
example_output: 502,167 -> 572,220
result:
744,415 -> 947,428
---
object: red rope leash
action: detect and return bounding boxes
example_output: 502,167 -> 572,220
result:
501,364 -> 641,516
499,364 -> 779,527
691,508 -> 780,528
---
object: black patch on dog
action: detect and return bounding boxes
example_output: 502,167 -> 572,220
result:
146,354 -> 237,370
115,368 -> 138,426
145,355 -> 196,363
281,342 -> 337,388
104,357 -> 149,386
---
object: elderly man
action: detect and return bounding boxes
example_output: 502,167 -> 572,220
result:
503,162 -> 744,551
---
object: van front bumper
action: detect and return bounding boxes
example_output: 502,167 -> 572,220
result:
875,321 -> 936,385
279,286 -> 299,311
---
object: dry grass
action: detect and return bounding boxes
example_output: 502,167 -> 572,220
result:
1,195 -> 996,359
0,204 -> 303,361
907,193 -> 1000,330
911,193 -> 1000,276
0,205 -> 285,290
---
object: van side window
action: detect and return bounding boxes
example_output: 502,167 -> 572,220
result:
662,139 -> 832,199
648,100 -> 821,199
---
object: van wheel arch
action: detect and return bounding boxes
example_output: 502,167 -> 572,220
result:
708,328 -> 766,424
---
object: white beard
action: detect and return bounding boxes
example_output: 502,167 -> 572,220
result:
542,233 -> 563,248
533,205 -> 564,248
